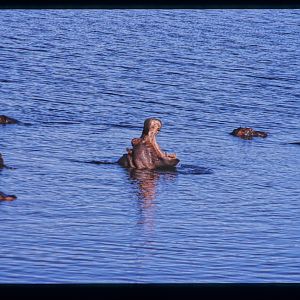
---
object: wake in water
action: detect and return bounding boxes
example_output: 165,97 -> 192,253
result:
72,159 -> 213,175
288,141 -> 300,145
176,164 -> 213,175
85,160 -> 117,165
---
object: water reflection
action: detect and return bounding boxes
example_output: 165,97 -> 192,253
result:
128,168 -> 177,204
126,168 -> 178,232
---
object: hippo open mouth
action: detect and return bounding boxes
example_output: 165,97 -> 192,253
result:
118,118 -> 180,170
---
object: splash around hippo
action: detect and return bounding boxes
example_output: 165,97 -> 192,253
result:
230,127 -> 268,140
118,118 -> 180,169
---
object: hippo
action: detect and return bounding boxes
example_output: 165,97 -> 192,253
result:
0,115 -> 19,124
0,153 -> 14,169
118,118 -> 180,169
0,191 -> 17,201
230,127 -> 268,140
0,153 -> 4,168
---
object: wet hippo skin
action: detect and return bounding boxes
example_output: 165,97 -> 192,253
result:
0,191 -> 17,201
230,127 -> 268,140
118,118 -> 180,169
0,115 -> 19,124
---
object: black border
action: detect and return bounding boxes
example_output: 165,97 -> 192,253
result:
0,0 -> 300,9
1,283 -> 300,297
1,2 -> 300,298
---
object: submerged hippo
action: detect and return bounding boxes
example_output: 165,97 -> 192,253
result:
118,118 -> 180,169
0,153 -> 14,169
0,191 -> 17,201
0,153 -> 4,168
230,127 -> 268,140
0,115 -> 19,124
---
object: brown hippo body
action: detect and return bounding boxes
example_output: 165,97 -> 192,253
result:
118,118 -> 180,170
231,127 -> 268,140
0,115 -> 19,124
0,191 -> 17,201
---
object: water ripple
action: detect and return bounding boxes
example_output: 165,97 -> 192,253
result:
0,9 -> 300,283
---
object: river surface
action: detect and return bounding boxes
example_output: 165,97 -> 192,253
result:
0,9 -> 300,283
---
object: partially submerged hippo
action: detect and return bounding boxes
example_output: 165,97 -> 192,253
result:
0,115 -> 19,124
118,118 -> 180,169
230,127 -> 268,140
0,191 -> 17,201
0,153 -> 4,168
0,153 -> 14,169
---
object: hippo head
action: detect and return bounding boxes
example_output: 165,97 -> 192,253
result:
230,127 -> 268,140
0,115 -> 18,124
231,127 -> 255,139
0,191 -> 17,201
142,118 -> 179,168
141,118 -> 162,138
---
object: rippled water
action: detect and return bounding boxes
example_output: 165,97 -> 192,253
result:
0,9 -> 300,283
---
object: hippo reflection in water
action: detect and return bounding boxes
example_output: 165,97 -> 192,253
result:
0,115 -> 19,124
118,118 -> 180,169
230,127 -> 268,140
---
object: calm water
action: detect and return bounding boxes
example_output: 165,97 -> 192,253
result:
0,9 -> 300,283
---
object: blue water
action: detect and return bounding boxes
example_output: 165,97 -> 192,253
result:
0,9 -> 300,283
